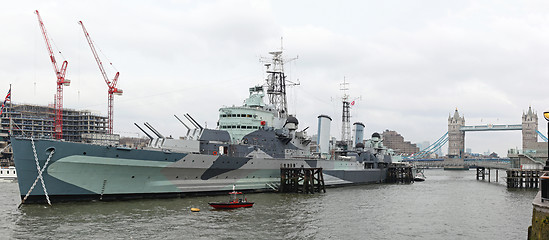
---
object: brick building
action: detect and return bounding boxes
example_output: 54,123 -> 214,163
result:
382,130 -> 419,156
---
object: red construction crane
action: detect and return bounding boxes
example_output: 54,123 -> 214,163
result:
35,10 -> 70,139
78,21 -> 122,134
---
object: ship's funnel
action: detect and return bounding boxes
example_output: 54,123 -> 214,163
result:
353,122 -> 365,147
317,115 -> 332,156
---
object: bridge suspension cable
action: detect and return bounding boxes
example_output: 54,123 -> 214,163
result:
412,132 -> 448,159
537,130 -> 548,142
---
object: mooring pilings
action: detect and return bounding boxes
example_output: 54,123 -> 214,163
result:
387,163 -> 414,183
476,166 -> 539,188
504,169 -> 540,188
280,167 -> 326,194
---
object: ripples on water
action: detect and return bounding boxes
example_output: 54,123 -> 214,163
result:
0,169 -> 537,239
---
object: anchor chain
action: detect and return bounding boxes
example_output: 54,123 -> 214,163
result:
19,137 -> 55,207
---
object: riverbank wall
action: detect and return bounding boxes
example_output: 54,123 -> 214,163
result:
528,192 -> 549,239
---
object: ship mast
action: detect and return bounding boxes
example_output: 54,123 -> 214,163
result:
261,45 -> 298,118
340,78 -> 352,147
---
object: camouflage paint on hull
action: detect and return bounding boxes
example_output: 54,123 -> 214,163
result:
12,138 -> 386,203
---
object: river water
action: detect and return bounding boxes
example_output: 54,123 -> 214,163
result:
0,169 -> 537,240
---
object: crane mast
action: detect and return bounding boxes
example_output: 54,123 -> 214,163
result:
35,10 -> 70,139
78,21 -> 122,134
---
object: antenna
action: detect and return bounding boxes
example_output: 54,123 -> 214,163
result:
340,77 -> 351,146
259,47 -> 299,118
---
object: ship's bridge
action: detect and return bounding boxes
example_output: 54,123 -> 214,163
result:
218,85 -> 292,142
218,107 -> 276,142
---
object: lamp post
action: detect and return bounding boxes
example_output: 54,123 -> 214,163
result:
542,111 -> 549,202
544,111 -> 549,171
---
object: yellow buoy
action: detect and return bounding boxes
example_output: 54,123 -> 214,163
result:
191,208 -> 200,212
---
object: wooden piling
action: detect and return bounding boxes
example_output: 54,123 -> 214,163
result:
387,164 -> 414,183
505,169 -> 540,188
280,167 -> 326,194
476,167 -> 485,180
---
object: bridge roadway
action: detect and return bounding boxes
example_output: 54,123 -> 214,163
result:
404,158 -> 512,170
460,124 -> 522,132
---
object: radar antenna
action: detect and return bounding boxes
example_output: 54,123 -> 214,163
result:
340,78 -> 351,146
259,48 -> 298,118
339,78 -> 360,147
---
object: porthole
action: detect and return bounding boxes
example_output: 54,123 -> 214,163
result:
176,176 -> 179,178
83,152 -> 87,155
116,154 -> 119,158
131,176 -> 135,178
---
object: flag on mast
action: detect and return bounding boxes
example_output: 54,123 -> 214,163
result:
0,86 -> 11,115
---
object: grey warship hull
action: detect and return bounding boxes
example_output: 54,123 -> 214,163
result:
13,49 -> 393,204
12,137 -> 387,203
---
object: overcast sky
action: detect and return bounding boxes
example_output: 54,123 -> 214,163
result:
2,0 -> 549,156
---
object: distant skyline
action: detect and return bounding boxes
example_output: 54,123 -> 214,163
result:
2,0 -> 549,155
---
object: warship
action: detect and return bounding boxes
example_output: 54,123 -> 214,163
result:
12,50 -> 393,204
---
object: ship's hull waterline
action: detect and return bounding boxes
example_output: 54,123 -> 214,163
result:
12,138 -> 387,203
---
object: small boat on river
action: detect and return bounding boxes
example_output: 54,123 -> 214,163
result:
209,186 -> 254,209
414,169 -> 426,182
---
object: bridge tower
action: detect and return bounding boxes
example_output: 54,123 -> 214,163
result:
522,106 -> 538,150
448,109 -> 465,158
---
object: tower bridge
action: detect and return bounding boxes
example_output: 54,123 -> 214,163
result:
411,107 -> 547,169
447,107 -> 539,159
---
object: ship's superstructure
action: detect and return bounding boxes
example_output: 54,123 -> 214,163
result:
12,50 -> 392,204
218,86 -> 276,143
218,51 -> 298,143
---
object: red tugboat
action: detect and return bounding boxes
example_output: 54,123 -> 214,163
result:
209,185 -> 254,209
